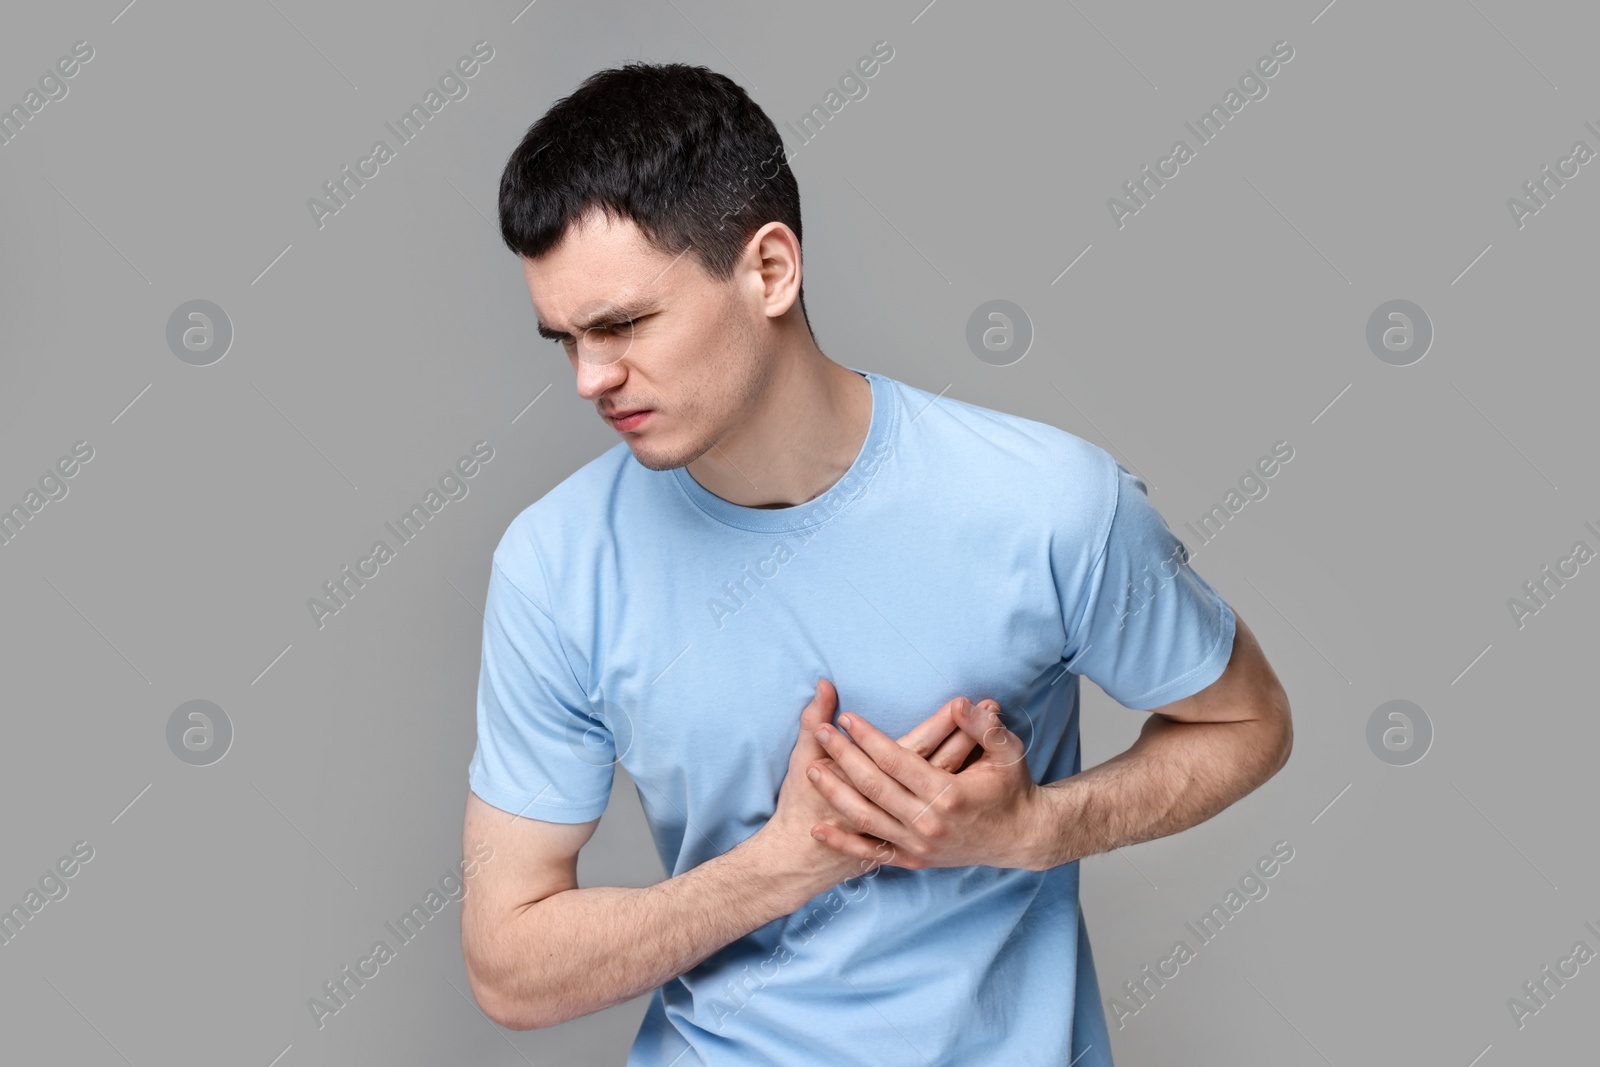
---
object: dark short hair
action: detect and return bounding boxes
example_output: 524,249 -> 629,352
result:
498,61 -> 808,328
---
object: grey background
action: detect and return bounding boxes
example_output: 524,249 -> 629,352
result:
1,0 -> 1594,1063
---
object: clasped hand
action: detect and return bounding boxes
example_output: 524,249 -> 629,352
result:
806,685 -> 1045,872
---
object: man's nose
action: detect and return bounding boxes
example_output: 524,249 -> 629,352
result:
574,351 -> 626,401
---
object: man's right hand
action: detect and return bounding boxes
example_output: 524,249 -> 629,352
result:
759,679 -> 983,888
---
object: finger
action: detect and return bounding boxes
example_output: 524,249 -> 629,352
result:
893,696 -> 969,758
817,720 -> 930,826
834,711 -> 951,803
927,727 -> 979,773
959,699 -> 1029,769
807,760 -> 912,845
809,824 -> 912,871
793,679 -> 839,765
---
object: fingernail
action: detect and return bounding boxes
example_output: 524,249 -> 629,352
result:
838,713 -> 852,730
812,830 -> 826,842
807,768 -> 820,782
815,726 -> 831,743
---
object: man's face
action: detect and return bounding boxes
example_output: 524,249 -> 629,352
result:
522,209 -> 772,472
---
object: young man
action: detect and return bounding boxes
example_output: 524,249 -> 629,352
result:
462,62 -> 1292,1065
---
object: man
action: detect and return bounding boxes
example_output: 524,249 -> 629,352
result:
462,61 -> 1292,1065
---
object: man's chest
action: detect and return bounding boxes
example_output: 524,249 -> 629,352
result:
577,527 -> 1072,819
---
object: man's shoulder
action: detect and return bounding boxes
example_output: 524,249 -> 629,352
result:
490,441 -> 635,588
882,373 -> 1120,518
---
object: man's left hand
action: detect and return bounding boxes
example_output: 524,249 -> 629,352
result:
806,697 -> 1046,871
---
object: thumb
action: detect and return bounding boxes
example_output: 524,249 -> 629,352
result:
796,679 -> 838,758
958,698 -> 1027,768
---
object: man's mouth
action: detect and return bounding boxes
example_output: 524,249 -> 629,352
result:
606,409 -> 652,432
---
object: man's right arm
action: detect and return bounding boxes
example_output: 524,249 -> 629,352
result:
461,790 -> 837,1030
461,680 -> 980,1030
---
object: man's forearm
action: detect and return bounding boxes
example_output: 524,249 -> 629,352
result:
470,831 -> 842,1030
1024,712 -> 1290,870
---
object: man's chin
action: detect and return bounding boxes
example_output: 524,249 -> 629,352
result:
624,441 -> 690,472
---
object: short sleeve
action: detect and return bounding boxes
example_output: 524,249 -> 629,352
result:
1062,460 -> 1236,711
467,558 -> 615,822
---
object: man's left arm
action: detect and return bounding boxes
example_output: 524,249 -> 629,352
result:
1023,608 -> 1291,869
805,609 -> 1290,872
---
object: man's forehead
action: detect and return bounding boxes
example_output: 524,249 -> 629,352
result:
522,220 -> 692,334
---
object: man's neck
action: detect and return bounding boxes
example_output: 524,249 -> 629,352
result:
684,354 -> 872,510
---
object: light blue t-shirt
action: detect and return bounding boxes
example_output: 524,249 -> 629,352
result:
468,368 -> 1236,1066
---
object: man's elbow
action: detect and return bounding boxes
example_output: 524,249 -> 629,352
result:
464,947 -> 561,1031
1261,687 -> 1293,780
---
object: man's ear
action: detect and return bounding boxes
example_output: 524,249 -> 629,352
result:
749,221 -> 802,319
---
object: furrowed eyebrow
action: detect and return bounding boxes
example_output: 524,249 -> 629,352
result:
536,300 -> 654,341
